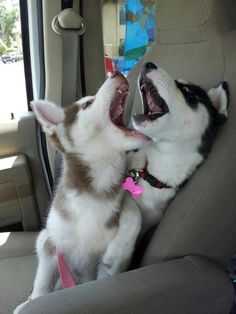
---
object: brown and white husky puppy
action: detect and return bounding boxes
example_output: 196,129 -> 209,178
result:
14,72 -> 149,313
103,62 -> 229,271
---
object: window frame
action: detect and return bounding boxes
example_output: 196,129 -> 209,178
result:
19,0 -> 34,109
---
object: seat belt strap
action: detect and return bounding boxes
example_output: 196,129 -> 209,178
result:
52,8 -> 85,186
61,29 -> 81,105
52,8 -> 86,106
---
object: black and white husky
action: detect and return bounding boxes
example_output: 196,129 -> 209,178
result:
14,72 -> 149,313
104,61 -> 229,271
132,61 -> 229,229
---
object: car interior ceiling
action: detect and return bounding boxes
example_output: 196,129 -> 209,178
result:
0,0 -> 236,313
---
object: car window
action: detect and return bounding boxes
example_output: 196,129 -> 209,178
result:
102,0 -> 156,76
0,0 -> 27,121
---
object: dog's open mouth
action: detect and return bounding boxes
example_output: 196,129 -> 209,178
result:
110,83 -> 128,127
110,76 -> 149,139
139,77 -> 169,121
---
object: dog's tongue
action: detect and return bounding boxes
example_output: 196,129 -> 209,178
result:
146,91 -> 162,113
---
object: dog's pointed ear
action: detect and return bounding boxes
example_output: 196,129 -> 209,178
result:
207,82 -> 229,117
31,100 -> 64,134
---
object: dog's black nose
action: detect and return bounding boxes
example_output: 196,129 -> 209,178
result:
144,62 -> 157,70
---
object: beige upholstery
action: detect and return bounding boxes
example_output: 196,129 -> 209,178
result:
0,232 -> 37,259
1,0 -> 236,313
1,255 -> 37,314
0,233 -> 38,313
20,256 -> 234,314
157,0 -> 236,44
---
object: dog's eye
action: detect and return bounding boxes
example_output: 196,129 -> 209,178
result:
182,86 -> 197,99
183,86 -> 195,96
83,99 -> 94,110
183,86 -> 190,93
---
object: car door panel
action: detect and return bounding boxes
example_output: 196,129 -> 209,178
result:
0,113 -> 50,231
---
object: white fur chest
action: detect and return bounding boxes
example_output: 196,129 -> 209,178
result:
137,180 -> 176,229
47,189 -> 119,280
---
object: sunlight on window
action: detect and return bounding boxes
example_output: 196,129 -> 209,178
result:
0,0 -> 28,122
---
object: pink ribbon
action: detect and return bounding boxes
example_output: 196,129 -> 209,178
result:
56,250 -> 76,289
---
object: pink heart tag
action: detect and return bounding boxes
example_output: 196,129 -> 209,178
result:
122,177 -> 144,199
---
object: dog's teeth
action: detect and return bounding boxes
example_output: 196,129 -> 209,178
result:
118,90 -> 122,94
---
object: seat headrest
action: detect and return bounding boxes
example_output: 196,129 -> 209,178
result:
157,0 -> 236,44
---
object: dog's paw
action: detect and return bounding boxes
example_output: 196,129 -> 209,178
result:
96,262 -> 111,280
13,300 -> 29,314
97,246 -> 130,280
